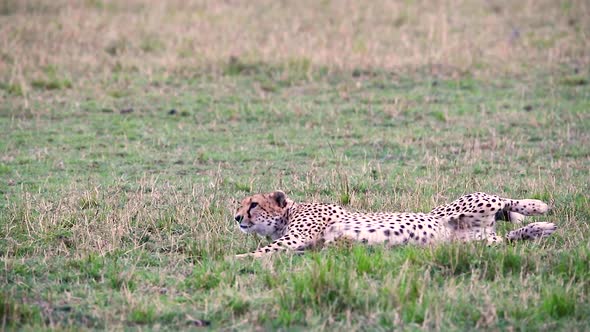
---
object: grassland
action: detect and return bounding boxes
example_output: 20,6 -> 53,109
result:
1,0 -> 590,330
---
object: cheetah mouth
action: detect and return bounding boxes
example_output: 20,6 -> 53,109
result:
239,224 -> 254,234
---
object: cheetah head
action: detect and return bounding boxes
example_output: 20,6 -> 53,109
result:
234,190 -> 291,239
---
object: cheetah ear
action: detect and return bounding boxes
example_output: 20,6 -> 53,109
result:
271,190 -> 288,208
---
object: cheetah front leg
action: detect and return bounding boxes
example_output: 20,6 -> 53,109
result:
235,232 -> 314,258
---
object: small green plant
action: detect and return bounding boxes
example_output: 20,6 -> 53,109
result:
0,293 -> 43,327
140,35 -> 165,53
31,65 -> 72,90
560,75 -> 588,86
0,82 -> 23,96
128,305 -> 156,324
225,295 -> 250,316
541,288 -> 577,319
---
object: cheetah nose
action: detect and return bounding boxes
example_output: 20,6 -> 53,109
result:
234,215 -> 243,223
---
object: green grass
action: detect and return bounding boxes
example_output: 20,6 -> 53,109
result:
1,0 -> 590,330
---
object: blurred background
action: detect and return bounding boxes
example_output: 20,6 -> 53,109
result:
1,0 -> 588,85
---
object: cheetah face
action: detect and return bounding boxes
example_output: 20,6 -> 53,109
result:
234,191 -> 289,238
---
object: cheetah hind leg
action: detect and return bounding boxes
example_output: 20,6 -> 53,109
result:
322,223 -> 376,249
496,198 -> 550,224
503,198 -> 549,216
322,223 -> 357,248
502,198 -> 556,241
506,222 -> 557,241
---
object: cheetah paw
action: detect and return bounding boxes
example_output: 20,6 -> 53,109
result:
508,222 -> 557,241
518,199 -> 550,215
528,222 -> 557,237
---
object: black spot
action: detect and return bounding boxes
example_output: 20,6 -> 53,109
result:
384,230 -> 391,236
361,238 -> 368,244
189,318 -> 212,327
265,248 -> 271,252
418,225 -> 423,229
354,229 -> 361,234
369,229 -> 376,233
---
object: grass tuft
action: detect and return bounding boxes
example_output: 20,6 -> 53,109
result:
541,288 -> 577,319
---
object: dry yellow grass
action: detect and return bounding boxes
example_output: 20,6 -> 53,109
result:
1,0 -> 588,83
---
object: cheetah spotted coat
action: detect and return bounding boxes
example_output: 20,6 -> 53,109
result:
233,191 -> 556,257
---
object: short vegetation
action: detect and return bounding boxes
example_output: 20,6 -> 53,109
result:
1,0 -> 589,330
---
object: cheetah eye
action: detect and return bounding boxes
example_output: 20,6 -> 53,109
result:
249,202 -> 259,209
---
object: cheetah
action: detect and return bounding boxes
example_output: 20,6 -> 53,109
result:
233,191 -> 557,257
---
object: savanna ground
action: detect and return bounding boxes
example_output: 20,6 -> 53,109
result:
1,0 -> 589,330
